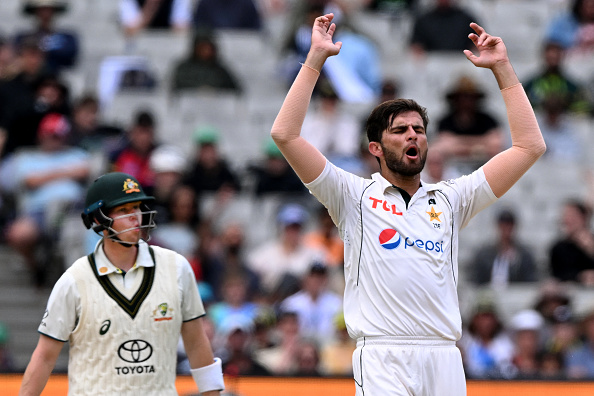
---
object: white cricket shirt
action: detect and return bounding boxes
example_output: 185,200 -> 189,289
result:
306,161 -> 497,341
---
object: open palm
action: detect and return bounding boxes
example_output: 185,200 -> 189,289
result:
464,23 -> 509,69
310,13 -> 342,58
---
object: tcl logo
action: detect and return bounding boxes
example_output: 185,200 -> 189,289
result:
369,197 -> 403,215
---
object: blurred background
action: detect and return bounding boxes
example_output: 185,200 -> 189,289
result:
1,0 -> 594,386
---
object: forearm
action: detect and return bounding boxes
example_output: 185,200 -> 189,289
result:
182,319 -> 223,395
483,83 -> 546,197
270,64 -> 320,144
270,61 -> 328,183
19,339 -> 61,396
19,359 -> 52,396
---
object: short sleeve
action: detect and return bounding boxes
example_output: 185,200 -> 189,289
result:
176,254 -> 205,321
38,272 -> 80,341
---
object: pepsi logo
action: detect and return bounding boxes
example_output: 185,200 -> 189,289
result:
379,228 -> 401,250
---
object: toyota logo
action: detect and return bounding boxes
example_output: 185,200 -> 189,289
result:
118,340 -> 153,363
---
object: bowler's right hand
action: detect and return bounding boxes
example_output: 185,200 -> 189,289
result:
308,13 -> 342,66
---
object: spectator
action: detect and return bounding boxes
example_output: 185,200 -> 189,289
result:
0,322 -> 16,373
279,2 -> 382,103
280,262 -> 343,343
247,203 -> 324,300
208,273 -> 261,332
68,94 -> 124,155
536,93 -> 585,163
248,138 -> 308,197
534,282 -> 573,335
545,0 -> 594,54
0,35 -> 17,81
150,185 -> 198,260
119,0 -> 192,37
524,40 -> 592,116
304,205 -> 344,268
183,125 -> 241,201
292,338 -> 323,376
468,209 -> 538,287
200,222 -> 261,302
254,311 -> 302,375
366,0 -> 416,15
148,144 -> 189,221
14,0 -> 79,73
538,350 -> 566,380
323,17 -> 382,103
420,146 -> 458,183
566,310 -> 594,378
2,113 -> 90,287
0,37 -> 52,158
109,110 -> 159,193
509,309 -> 545,379
301,80 -> 363,172
320,312 -> 356,376
549,199 -> 594,285
458,298 -> 515,379
542,305 -> 579,376
216,318 -> 272,377
431,75 -> 505,166
171,31 -> 242,93
409,0 -> 479,57
192,0 -> 262,31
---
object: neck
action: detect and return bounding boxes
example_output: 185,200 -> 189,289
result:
102,238 -> 139,272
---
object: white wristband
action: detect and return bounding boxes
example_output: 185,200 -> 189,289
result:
190,357 -> 224,393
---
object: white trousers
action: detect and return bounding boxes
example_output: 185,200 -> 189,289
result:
353,336 -> 467,396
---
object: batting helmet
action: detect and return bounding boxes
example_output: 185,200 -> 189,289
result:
81,172 -> 156,243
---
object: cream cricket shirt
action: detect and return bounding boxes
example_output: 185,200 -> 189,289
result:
306,161 -> 497,341
38,240 -> 205,395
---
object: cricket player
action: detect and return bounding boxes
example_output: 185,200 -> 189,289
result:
271,13 -> 546,395
19,172 -> 224,395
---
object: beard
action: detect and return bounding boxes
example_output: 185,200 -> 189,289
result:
381,142 -> 427,177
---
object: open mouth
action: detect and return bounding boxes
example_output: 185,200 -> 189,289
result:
405,146 -> 418,159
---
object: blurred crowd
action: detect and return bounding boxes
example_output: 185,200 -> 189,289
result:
1,0 -> 594,381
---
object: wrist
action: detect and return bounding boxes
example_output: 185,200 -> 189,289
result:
304,50 -> 328,72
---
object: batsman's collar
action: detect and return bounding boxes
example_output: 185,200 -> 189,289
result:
93,240 -> 154,276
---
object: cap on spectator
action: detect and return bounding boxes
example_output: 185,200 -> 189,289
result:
23,0 -> 68,15
0,322 -> 9,345
149,145 -> 187,174
219,316 -> 254,337
277,203 -> 308,226
333,311 -> 347,331
511,309 -> 544,332
193,125 -> 219,145
38,113 -> 70,139
551,305 -> 574,324
446,76 -> 485,101
497,209 -> 516,224
309,261 -> 328,275
263,138 -> 283,158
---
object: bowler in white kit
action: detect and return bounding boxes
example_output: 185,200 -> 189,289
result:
271,13 -> 546,395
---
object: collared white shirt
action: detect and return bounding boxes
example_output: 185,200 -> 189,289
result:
39,240 -> 204,341
306,161 -> 497,341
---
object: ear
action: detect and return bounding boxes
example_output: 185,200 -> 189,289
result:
368,141 -> 382,158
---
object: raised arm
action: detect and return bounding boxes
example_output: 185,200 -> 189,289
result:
270,13 -> 342,184
464,23 -> 546,198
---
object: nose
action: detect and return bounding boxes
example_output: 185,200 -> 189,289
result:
405,126 -> 417,140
